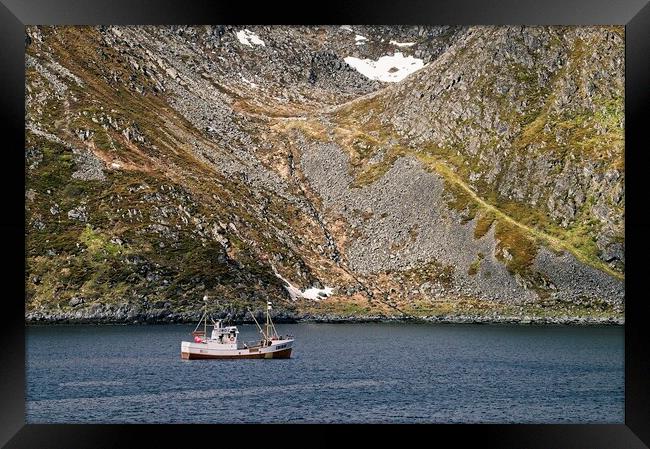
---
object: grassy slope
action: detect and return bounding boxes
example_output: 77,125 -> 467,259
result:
25,27 -> 329,318
25,26 -> 624,321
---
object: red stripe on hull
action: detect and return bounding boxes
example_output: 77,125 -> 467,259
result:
181,347 -> 292,360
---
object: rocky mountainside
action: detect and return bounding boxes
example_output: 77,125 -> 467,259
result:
25,25 -> 624,324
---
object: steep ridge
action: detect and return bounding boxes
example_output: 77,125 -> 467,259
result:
329,26 -> 624,275
25,25 -> 623,323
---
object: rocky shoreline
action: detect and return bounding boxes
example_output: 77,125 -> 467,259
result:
25,310 -> 624,326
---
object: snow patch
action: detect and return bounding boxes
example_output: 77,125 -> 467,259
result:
272,266 -> 334,301
343,52 -> 425,83
340,25 -> 354,32
301,287 -> 334,301
355,34 -> 368,45
235,29 -> 265,47
389,40 -> 416,47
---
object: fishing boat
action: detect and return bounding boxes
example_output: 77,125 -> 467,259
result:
180,297 -> 294,360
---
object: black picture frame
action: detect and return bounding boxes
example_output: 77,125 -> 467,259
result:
2,0 -> 648,446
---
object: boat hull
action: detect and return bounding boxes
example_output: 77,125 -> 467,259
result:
181,339 -> 293,360
181,347 -> 292,360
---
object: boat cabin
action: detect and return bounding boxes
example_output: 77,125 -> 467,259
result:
209,320 -> 239,348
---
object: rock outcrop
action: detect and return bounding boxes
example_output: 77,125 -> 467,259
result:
25,25 -> 624,323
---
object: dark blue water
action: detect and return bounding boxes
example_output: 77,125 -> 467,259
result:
26,323 -> 623,423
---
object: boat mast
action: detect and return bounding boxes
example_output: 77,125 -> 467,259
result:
265,301 -> 279,340
203,295 -> 208,338
266,301 -> 271,344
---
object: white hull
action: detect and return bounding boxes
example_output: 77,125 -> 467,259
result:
181,339 -> 293,359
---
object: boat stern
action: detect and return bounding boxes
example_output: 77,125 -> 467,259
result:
265,338 -> 293,358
